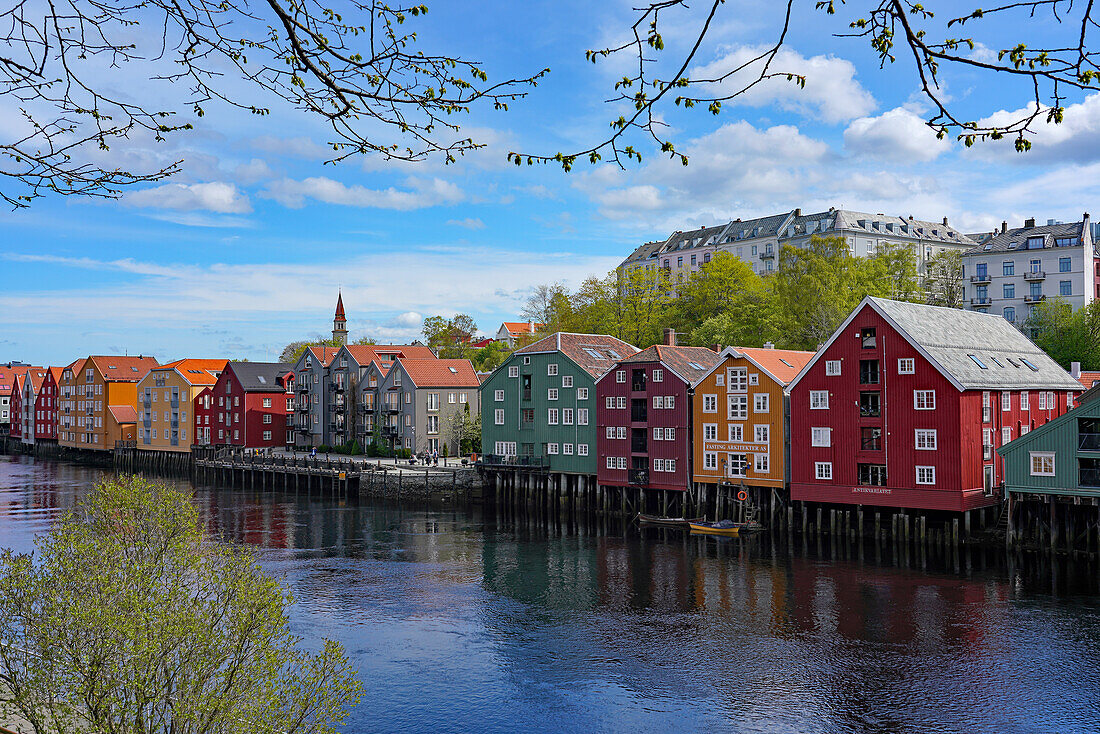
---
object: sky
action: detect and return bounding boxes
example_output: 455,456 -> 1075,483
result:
4,0 -> 1100,366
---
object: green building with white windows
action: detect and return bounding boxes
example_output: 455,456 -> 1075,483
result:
480,332 -> 637,474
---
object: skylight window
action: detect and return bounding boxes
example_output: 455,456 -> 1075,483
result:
607,350 -> 621,359
583,348 -> 605,360
990,356 -> 1005,368
256,376 -> 266,384
968,354 -> 988,369
1007,358 -> 1020,368
984,244 -> 992,251
687,362 -> 705,370
449,367 -> 458,373
779,359 -> 794,368
1020,358 -> 1040,371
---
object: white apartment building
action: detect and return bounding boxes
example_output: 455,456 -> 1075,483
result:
961,215 -> 1099,326
618,207 -> 974,281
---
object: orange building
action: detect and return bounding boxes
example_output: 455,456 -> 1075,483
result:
136,359 -> 226,452
691,346 -> 814,490
57,356 -> 160,451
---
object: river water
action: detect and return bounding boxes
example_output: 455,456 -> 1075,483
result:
1,456 -> 1099,733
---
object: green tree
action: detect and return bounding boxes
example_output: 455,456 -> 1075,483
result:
924,250 -> 966,308
565,274 -> 620,337
1026,299 -> 1100,370
674,253 -> 774,346
521,284 -> 572,333
0,476 -> 361,732
471,341 -> 513,372
615,266 -> 674,348
867,242 -> 922,303
280,337 -> 340,363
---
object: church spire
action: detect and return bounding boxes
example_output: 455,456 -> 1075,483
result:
332,291 -> 348,346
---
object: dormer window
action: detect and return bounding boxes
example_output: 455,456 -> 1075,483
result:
1027,236 -> 1044,249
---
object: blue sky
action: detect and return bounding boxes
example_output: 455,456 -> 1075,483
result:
5,0 -> 1100,365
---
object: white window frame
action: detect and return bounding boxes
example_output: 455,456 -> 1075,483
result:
703,394 -> 717,413
508,366 -> 519,378
914,429 -> 937,450
897,358 -> 915,374
547,442 -> 559,455
815,462 -> 832,480
547,388 -> 558,401
494,409 -> 504,425
754,424 -> 769,443
548,363 -> 558,376
811,427 -> 831,447
1030,451 -> 1056,476
616,370 -> 626,383
562,408 -> 574,425
562,375 -> 573,388
1002,426 -> 1012,444
578,409 -> 589,425
652,369 -> 663,383
577,444 -> 588,456
703,451 -> 718,471
494,389 -> 505,402
753,393 -> 769,413
547,408 -> 559,425
577,387 -> 588,400
1020,391 -> 1029,410
915,465 -> 935,485
810,390 -> 829,410
728,394 -> 748,420
1001,391 -> 1011,411
754,453 -> 769,473
825,360 -> 842,376
914,390 -> 936,410
703,423 -> 717,441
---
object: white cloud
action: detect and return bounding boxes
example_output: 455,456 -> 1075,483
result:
261,176 -> 465,210
251,135 -> 332,160
389,311 -> 424,328
124,182 -> 252,213
233,158 -> 274,184
964,93 -> 1100,164
690,46 -> 877,124
446,217 -> 486,230
844,107 -> 949,162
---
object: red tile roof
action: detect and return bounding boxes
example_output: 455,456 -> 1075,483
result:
343,344 -> 437,370
502,322 -> 542,336
109,405 -> 138,424
732,347 -> 816,385
88,356 -> 160,382
397,358 -> 480,388
0,364 -> 42,393
156,358 -> 228,386
1077,371 -> 1100,390
307,346 -> 341,365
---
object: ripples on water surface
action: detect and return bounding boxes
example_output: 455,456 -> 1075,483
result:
1,456 -> 1099,733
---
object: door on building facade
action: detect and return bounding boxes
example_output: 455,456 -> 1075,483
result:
984,464 -> 995,496
727,453 -> 747,478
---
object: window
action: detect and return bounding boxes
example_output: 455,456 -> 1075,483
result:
810,391 -> 829,409
1002,426 -> 1012,444
1061,280 -> 1072,296
653,427 -> 662,441
815,462 -> 832,480
703,424 -> 717,441
563,443 -> 574,455
262,397 -> 272,408
616,370 -> 626,383
652,369 -> 663,383
704,452 -> 718,470
1002,261 -> 1015,276
563,408 -> 574,424
896,358 -> 915,375
577,388 -> 588,400
858,463 -> 887,486
1060,256 -> 1072,272
494,390 -> 505,402
523,357 -> 531,365
860,327 -> 877,349
263,414 -> 272,424
915,429 -> 937,450
606,426 -> 615,439
449,393 -> 456,404
665,427 -> 675,441
728,367 -> 748,391
1020,391 -> 1030,410
666,395 -> 675,409
703,394 -> 717,413
1068,391 -> 1075,408
754,453 -> 769,473
617,426 -> 626,439
1030,452 -> 1055,476
578,444 -> 589,456
916,466 -> 935,485
494,409 -> 504,425
1039,392 -> 1048,410
617,397 -> 626,409
859,360 -> 880,384
749,373 -> 759,386
825,360 -> 842,376
754,425 -> 769,443
715,374 -> 724,387
753,393 -> 769,413
1002,391 -> 1012,411
1004,307 -> 1017,323
728,424 -> 744,442
547,363 -> 558,376
427,393 -> 439,411
547,388 -> 558,401
811,427 -> 831,447
728,395 -> 748,420
547,409 -> 559,424
860,427 -> 882,450
547,443 -> 559,455
578,409 -> 589,425
405,392 -> 411,404
1003,283 -> 1015,299
508,366 -> 519,378
605,396 -> 614,409
914,390 -> 935,410
562,375 -> 573,388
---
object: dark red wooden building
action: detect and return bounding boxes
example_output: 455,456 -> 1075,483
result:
788,297 -> 1083,513
193,386 -> 215,446
36,367 -> 61,441
210,362 -> 294,449
596,337 -> 717,492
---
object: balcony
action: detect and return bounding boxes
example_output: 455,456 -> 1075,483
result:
1023,270 -> 1046,282
1079,433 -> 1100,451
296,383 -> 309,393
970,297 -> 992,308
479,454 -> 549,469
1024,293 -> 1046,304
629,469 -> 649,485
329,383 -> 345,393
970,274 -> 992,285
357,404 -> 373,414
760,247 -> 775,259
381,426 -> 398,437
384,406 -> 400,415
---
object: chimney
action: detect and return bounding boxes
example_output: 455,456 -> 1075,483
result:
1072,361 -> 1082,379
942,217 -> 949,226
663,328 -> 677,347
1025,217 -> 1036,228
763,342 -> 775,349
1001,221 -> 1008,234
711,344 -> 722,352
794,208 -> 802,217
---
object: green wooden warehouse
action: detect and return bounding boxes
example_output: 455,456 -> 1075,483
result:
998,387 -> 1100,551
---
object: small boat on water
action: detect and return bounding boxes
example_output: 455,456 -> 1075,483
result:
636,513 -> 705,528
688,520 -> 743,536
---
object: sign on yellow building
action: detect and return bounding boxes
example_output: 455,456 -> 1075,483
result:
691,346 -> 814,489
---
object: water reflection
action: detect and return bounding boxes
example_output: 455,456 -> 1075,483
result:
2,455 -> 1100,733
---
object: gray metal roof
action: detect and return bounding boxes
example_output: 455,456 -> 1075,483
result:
962,220 -> 1088,255
869,297 -> 1083,391
830,210 -> 974,245
228,361 -> 294,392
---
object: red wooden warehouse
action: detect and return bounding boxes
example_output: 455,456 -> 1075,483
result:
596,333 -> 718,493
788,297 -> 1083,513
36,367 -> 62,442
210,362 -> 295,449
